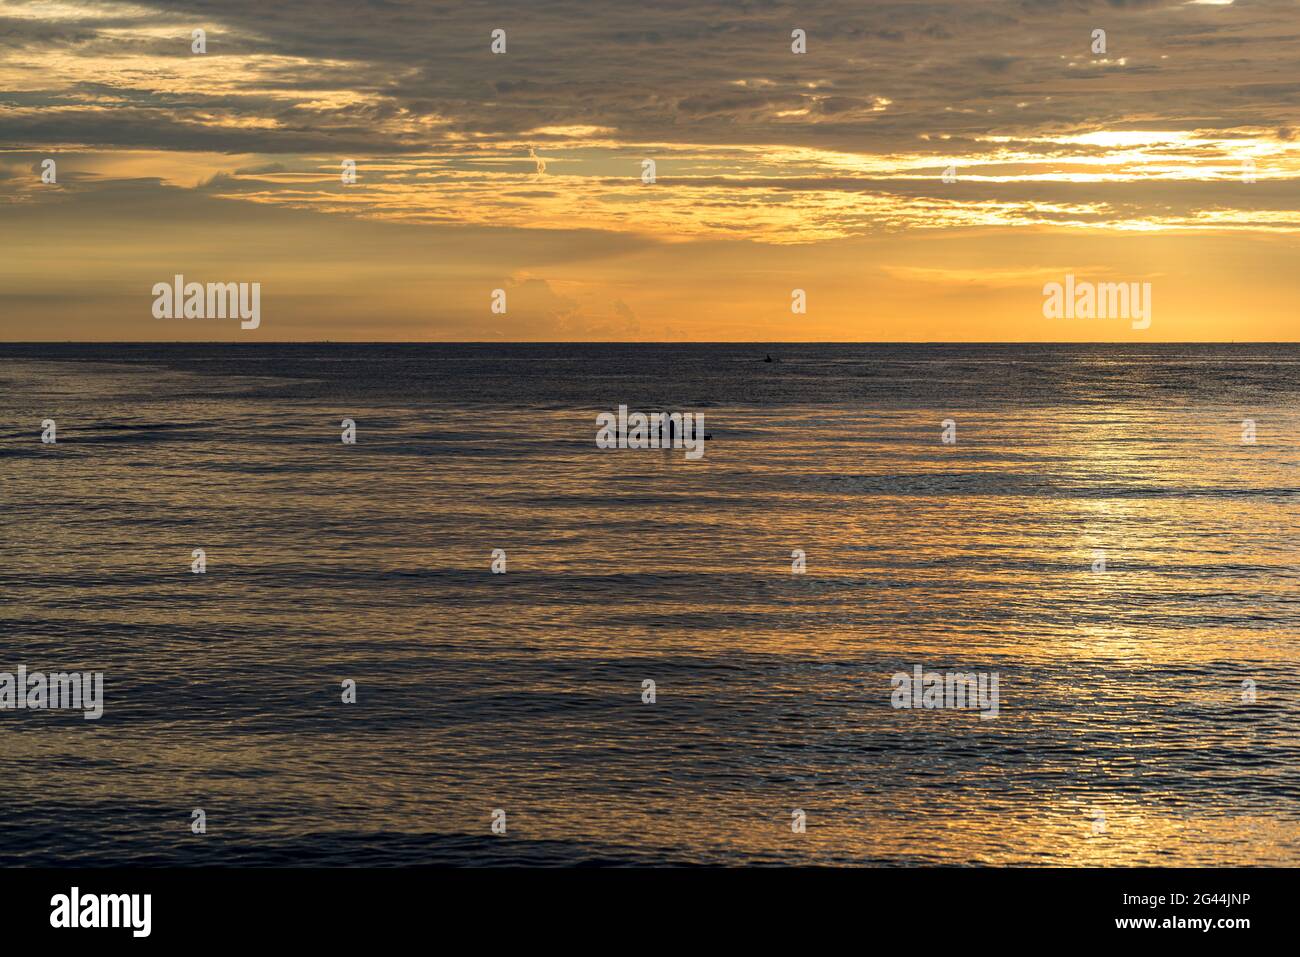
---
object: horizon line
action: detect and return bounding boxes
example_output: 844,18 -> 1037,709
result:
0,340 -> 1293,347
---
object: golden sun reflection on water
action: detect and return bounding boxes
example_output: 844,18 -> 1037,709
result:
1,352 -> 1296,865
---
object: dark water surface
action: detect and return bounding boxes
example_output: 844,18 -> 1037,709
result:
1,343 -> 1297,865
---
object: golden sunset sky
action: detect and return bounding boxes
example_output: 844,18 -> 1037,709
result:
1,0 -> 1297,340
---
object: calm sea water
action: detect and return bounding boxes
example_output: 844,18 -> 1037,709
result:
1,343 -> 1297,866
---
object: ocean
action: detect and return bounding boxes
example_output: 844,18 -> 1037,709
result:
0,343 -> 1297,866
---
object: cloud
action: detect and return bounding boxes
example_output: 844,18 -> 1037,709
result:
1,0 -> 1295,158
528,146 -> 546,178
1,0 -> 1298,339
